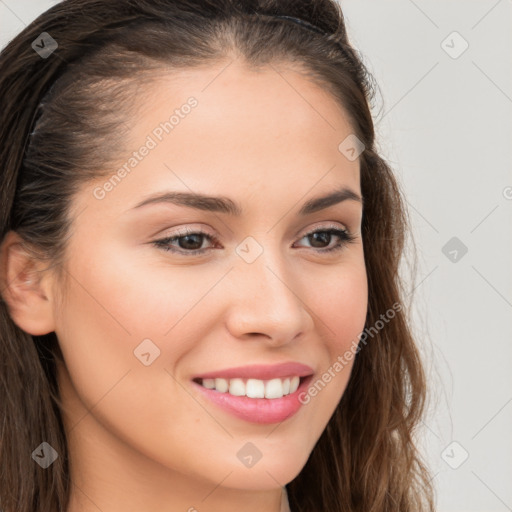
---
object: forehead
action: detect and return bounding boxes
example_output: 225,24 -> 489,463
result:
136,60 -> 355,143
80,60 -> 361,217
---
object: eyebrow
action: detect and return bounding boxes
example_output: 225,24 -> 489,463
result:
130,186 -> 362,216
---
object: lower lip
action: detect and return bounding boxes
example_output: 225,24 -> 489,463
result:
191,376 -> 313,424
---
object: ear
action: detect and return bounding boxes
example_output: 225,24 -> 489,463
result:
0,230 -> 57,335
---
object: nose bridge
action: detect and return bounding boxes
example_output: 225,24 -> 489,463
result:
225,242 -> 312,340
243,255 -> 292,310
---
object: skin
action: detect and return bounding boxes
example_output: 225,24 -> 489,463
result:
1,59 -> 367,512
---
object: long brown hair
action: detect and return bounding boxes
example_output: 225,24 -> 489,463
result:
0,1 -> 436,511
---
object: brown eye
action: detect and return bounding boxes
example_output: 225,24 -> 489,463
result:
152,226 -> 356,257
153,229 -> 218,255
294,228 -> 356,253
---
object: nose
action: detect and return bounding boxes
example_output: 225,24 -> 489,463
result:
224,252 -> 314,347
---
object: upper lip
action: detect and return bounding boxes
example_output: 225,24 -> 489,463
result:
192,362 -> 314,381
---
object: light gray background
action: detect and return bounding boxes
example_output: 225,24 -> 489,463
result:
1,1 -> 511,511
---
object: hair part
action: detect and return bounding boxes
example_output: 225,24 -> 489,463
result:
0,1 -> 436,511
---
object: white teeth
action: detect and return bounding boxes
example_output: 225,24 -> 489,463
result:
246,378 -> 265,398
265,378 -> 284,399
228,378 -> 245,396
214,378 -> 229,393
289,376 -> 300,393
282,377 -> 290,395
202,378 -> 215,389
199,376 -> 304,399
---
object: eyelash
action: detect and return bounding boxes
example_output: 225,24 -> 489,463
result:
152,225 -> 357,256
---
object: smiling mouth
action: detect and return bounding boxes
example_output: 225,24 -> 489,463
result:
192,375 -> 309,399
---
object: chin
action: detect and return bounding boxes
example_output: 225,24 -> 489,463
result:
215,451 -> 310,491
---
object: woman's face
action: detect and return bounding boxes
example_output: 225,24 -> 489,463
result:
51,61 -> 368,503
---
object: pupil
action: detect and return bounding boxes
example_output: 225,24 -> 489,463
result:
180,234 -> 202,250
310,232 -> 330,248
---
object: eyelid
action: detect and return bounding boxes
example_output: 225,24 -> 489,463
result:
298,221 -> 349,237
156,221 -> 350,238
152,221 -> 356,256
156,221 -> 349,240
159,224 -> 215,239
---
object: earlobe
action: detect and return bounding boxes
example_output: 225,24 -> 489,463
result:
0,230 -> 56,336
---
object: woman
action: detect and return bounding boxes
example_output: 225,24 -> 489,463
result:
0,1 -> 436,511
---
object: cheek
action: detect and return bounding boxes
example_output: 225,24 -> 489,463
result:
58,234 -> 217,341
53,249 -> 218,476
324,270 -> 368,353
296,254 -> 367,417
310,252 -> 368,354
53,240 -> 229,420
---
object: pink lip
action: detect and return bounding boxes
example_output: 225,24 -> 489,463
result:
192,362 -> 314,381
191,375 -> 314,424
